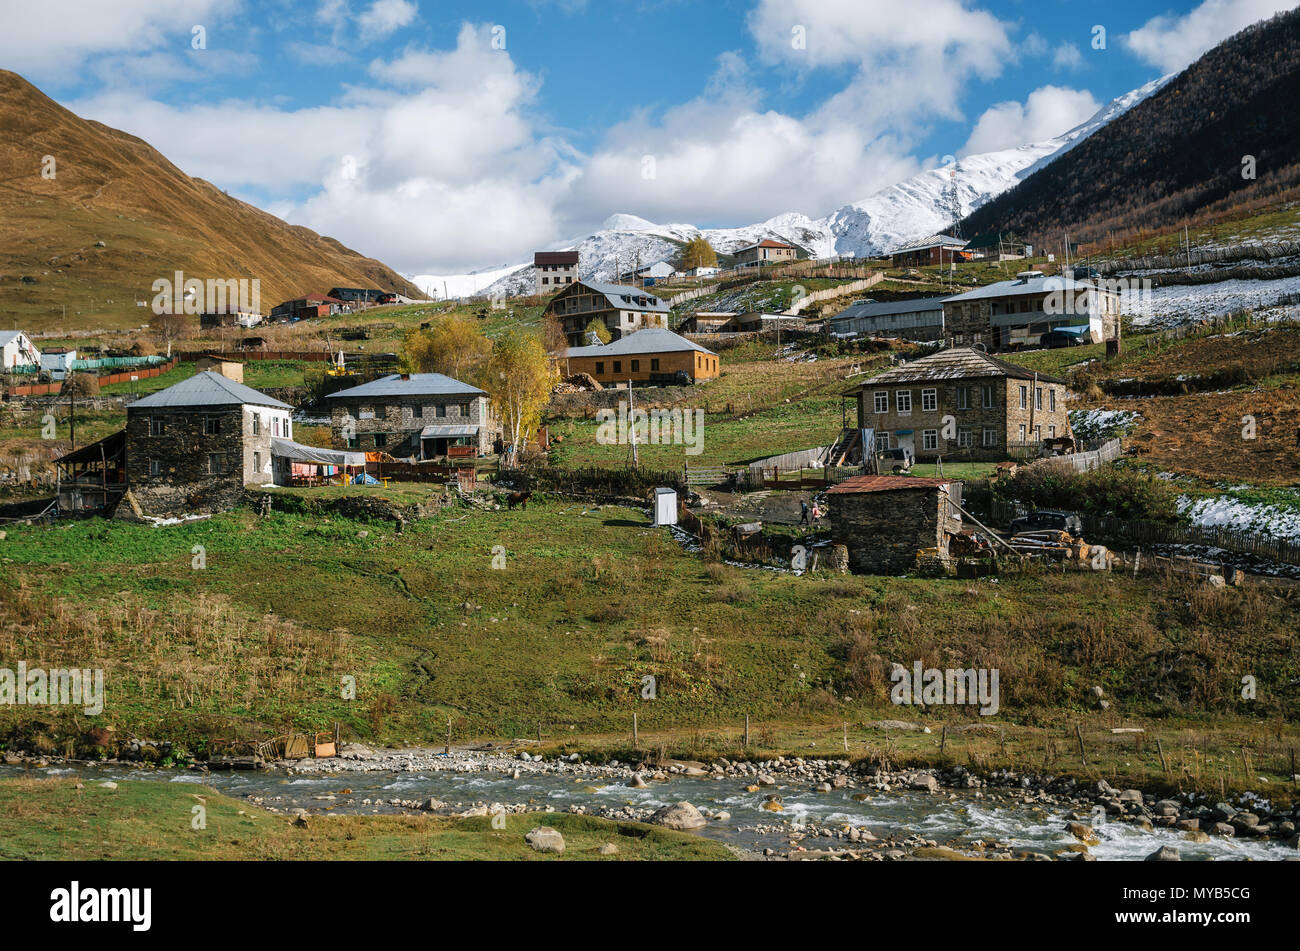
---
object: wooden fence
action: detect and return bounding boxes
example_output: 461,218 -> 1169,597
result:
785,274 -> 884,315
1079,514 -> 1300,568
1028,438 -> 1124,473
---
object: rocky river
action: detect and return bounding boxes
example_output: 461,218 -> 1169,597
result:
8,744 -> 1299,861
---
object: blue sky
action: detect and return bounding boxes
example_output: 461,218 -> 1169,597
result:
4,0 -> 1295,275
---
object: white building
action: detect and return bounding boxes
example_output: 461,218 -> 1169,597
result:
0,330 -> 40,370
40,348 -> 77,380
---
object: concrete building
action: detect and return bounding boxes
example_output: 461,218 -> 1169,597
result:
564,328 -> 719,386
39,347 -> 77,381
0,330 -> 40,370
534,251 -> 579,295
324,372 -> 493,458
733,239 -> 798,266
546,280 -> 672,347
826,298 -> 947,341
845,347 -> 1073,462
941,270 -> 1120,350
827,475 -> 962,575
194,355 -> 245,382
124,372 -> 293,515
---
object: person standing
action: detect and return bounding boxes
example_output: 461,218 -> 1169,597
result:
800,499 -> 810,526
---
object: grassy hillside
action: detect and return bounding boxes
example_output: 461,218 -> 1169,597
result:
0,70 -> 423,333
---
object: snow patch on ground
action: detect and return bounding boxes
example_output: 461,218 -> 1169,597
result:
1123,276 -> 1300,328
1069,408 -> 1142,442
1178,495 -> 1300,541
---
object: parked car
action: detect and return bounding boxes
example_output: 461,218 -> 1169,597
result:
1041,329 -> 1088,349
877,447 -> 914,473
1009,509 -> 1083,536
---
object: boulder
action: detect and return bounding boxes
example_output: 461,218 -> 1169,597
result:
1145,845 -> 1180,861
648,801 -> 707,831
525,826 -> 566,854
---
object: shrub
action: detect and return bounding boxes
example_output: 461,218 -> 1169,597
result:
995,464 -> 1181,521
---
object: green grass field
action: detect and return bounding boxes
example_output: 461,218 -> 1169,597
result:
0,779 -> 730,860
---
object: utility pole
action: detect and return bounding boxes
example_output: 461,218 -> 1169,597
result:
627,380 -> 639,469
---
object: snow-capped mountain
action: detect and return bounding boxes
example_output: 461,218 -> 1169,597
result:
436,75 -> 1171,300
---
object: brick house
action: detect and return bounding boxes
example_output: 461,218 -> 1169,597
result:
534,250 -> 579,295
563,328 -> 719,385
827,475 -> 963,575
324,372 -> 493,458
124,371 -> 293,515
546,280 -> 672,347
732,239 -> 798,266
845,347 -> 1073,462
941,270 -> 1120,351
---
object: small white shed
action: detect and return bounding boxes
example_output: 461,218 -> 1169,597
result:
653,487 -> 678,526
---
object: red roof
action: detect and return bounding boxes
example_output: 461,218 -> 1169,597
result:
757,239 -> 794,248
826,475 -> 952,495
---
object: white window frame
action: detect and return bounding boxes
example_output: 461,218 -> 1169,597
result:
982,427 -> 997,447
922,430 -> 938,451
895,390 -> 912,415
873,391 -> 888,414
921,388 -> 937,413
958,429 -> 973,448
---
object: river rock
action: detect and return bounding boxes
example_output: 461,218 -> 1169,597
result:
628,774 -> 648,788
1065,821 -> 1097,843
525,826 -> 565,854
1118,789 -> 1144,804
1210,822 -> 1236,837
1145,845 -> 1180,861
1154,800 -> 1180,817
649,801 -> 707,831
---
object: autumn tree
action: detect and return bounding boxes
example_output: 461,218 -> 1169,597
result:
149,313 -> 192,356
485,329 -> 554,462
679,236 -> 718,271
582,316 -> 611,344
401,315 -> 491,384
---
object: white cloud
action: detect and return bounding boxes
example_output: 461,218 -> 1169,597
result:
1052,43 -> 1084,71
1125,0 -> 1297,73
0,0 -> 232,81
961,85 -> 1100,155
357,0 -> 417,40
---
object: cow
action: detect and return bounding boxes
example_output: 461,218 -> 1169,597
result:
506,490 -> 531,511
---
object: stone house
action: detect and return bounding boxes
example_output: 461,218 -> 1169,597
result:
827,475 -> 962,575
941,270 -> 1120,350
324,372 -> 493,458
563,328 -> 719,385
546,280 -> 672,347
534,250 -> 579,295
124,371 -> 293,515
845,347 -> 1073,462
733,239 -> 798,266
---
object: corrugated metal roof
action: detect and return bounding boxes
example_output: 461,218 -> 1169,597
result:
0,330 -> 29,345
847,347 -> 1066,386
571,281 -> 671,313
129,371 -> 292,410
566,327 -> 714,358
891,234 -> 967,255
829,297 -> 947,323
324,373 -> 485,399
942,274 -> 1109,302
827,475 -> 952,495
419,424 -> 480,438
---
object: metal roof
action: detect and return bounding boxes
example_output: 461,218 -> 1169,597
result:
128,371 -> 292,410
827,475 -> 952,495
828,297 -> 948,323
890,234 -> 967,255
419,424 -> 480,438
0,330 -> 31,345
572,281 -> 671,313
566,327 -> 714,358
942,274 -> 1109,303
848,347 -> 1067,386
324,373 -> 485,399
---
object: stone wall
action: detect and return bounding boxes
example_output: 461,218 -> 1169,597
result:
330,394 -> 492,456
125,405 -> 244,515
829,487 -> 950,575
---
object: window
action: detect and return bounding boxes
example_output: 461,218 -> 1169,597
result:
956,387 -> 970,410
374,434 -> 387,449
542,277 -> 549,285
1034,425 -> 1042,440
1048,425 -> 1056,438
437,405 -> 447,418
895,390 -> 912,415
208,453 -> 225,475
1035,387 -> 1043,410
1019,386 -> 1028,409
251,415 -> 260,435
149,459 -> 161,477
873,391 -> 888,414
284,419 -> 291,439
346,436 -> 360,450
981,384 -> 994,408
922,430 -> 938,451
1018,424 -> 1027,442
631,360 -> 640,372
596,362 -> 604,374
253,451 -> 261,473
650,358 -> 659,372
459,402 -> 470,416
1049,388 -> 1057,412
982,428 -> 997,447
272,417 -> 281,437
374,404 -> 385,419
877,432 -> 893,450
204,417 -> 220,435
958,429 -> 973,448
149,417 -> 164,436
613,360 -> 622,373
921,388 -> 937,412
413,404 -> 422,418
